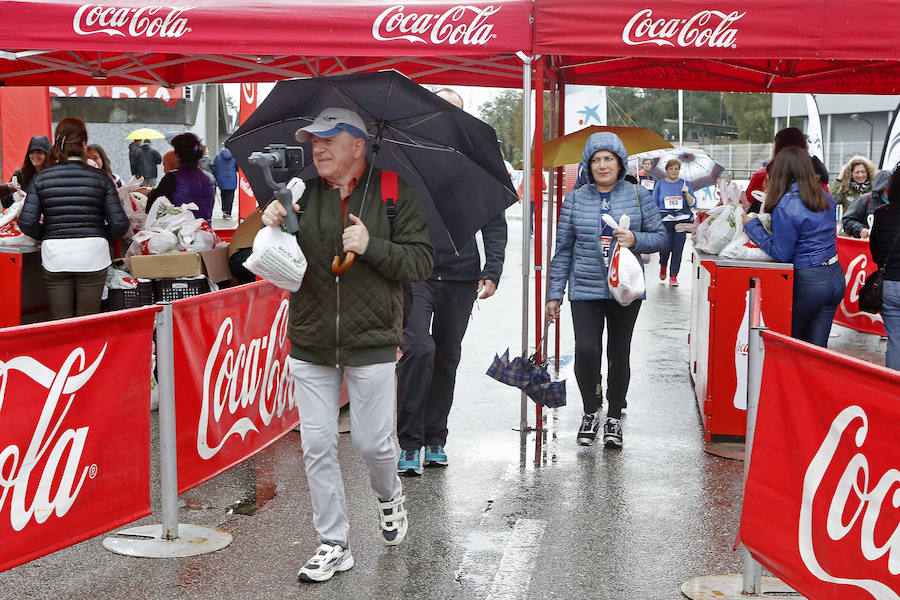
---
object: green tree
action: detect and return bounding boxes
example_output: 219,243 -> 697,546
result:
479,90 -> 552,167
722,93 -> 774,142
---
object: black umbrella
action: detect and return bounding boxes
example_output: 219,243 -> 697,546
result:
225,71 -> 517,253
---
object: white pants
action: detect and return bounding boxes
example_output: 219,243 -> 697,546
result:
288,357 -> 402,547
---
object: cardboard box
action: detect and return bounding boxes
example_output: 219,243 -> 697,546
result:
127,246 -> 232,282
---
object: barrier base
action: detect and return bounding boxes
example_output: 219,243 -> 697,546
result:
703,442 -> 744,461
102,524 -> 233,558
682,574 -> 804,599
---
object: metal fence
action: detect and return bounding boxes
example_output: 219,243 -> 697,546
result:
705,141 -> 875,181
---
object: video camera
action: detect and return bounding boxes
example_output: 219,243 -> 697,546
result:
248,145 -> 306,234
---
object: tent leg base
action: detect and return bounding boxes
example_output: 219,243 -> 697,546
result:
103,524 -> 233,558
681,574 -> 804,599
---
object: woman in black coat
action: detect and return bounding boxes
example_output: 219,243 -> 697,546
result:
18,118 -> 129,319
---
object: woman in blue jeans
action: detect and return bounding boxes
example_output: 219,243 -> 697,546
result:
869,166 -> 900,369
743,147 -> 845,346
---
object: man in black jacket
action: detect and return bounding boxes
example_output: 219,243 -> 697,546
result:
135,139 -> 162,185
396,88 -> 508,476
843,169 -> 890,239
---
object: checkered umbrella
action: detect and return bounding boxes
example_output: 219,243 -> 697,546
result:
486,349 -> 566,408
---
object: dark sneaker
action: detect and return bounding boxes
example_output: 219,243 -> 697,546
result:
298,543 -> 354,583
577,412 -> 601,446
423,444 -> 448,467
397,449 -> 423,476
377,495 -> 408,546
603,417 -> 623,448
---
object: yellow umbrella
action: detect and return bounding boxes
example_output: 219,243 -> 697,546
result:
540,125 -> 672,168
125,127 -> 165,141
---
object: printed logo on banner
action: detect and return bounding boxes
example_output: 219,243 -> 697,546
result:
197,299 -> 296,459
73,5 -> 192,38
839,252 -> 884,323
372,5 -> 500,45
0,347 -> 105,531
621,9 -> 745,49
799,406 -> 900,599
241,82 -> 256,106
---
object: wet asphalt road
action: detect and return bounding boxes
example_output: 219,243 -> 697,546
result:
0,203 -> 885,600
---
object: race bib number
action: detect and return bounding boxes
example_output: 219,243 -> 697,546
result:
601,235 -> 612,267
664,195 -> 683,210
641,180 -> 655,191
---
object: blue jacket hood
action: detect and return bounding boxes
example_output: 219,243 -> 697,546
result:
576,132 -> 629,187
218,148 -> 233,161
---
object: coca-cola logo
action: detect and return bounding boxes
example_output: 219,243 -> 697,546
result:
197,300 -> 297,459
372,4 -> 500,46
838,253 -> 883,323
799,406 -> 900,598
73,5 -> 192,39
608,247 -> 620,287
622,9 -> 745,49
0,347 -> 104,531
241,83 -> 256,106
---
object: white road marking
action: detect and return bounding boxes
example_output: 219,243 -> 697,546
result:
484,518 -> 548,600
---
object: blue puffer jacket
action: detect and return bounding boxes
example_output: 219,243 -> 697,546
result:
212,148 -> 238,191
548,133 -> 666,302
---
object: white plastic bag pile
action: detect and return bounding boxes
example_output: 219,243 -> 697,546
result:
601,213 -> 645,306
125,197 -> 220,257
719,212 -> 773,261
118,176 -> 148,245
0,187 -> 37,248
694,196 -> 744,255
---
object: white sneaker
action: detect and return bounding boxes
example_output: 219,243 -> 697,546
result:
377,494 -> 408,546
297,543 -> 354,583
577,411 -> 601,446
603,417 -> 623,448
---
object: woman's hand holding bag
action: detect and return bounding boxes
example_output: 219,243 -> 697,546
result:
601,214 -> 645,306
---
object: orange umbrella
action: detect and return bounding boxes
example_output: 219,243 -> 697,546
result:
539,125 -> 672,168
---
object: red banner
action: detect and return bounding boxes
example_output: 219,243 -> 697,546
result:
835,236 -> 886,336
48,85 -> 182,107
237,82 -> 257,219
0,307 -> 157,572
172,281 -> 297,493
739,331 -> 900,599
0,87 -> 51,182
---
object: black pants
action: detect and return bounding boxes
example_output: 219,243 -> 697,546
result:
570,299 -> 642,419
396,279 -> 478,451
220,189 -> 235,216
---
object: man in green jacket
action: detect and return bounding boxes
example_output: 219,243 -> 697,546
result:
262,107 -> 433,584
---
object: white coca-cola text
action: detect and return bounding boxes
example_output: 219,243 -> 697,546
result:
799,406 -> 900,598
0,347 -> 104,531
73,5 -> 191,38
622,9 -> 744,49
372,4 -> 499,46
198,300 -> 297,459
838,253 -> 883,323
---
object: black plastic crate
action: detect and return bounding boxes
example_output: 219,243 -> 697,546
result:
103,281 -> 155,311
153,277 -> 210,302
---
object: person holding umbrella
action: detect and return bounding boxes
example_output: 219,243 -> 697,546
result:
261,107 -> 433,583
652,158 -> 695,286
395,88 -> 508,476
546,132 -> 666,448
135,139 -> 162,185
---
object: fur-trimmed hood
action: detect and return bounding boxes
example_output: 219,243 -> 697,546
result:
835,155 -> 877,191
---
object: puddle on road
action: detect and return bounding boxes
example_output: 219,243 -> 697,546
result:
228,480 -> 280,516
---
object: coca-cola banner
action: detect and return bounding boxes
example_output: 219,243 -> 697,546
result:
172,281 -> 297,494
835,236 -> 886,336
0,307 -> 158,573
739,331 -> 900,599
237,82 -> 257,219
10,1 -> 531,56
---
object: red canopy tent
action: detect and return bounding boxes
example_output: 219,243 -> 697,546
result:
0,0 -> 531,87
533,0 -> 900,93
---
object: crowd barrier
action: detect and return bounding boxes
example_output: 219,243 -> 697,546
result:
0,280 -> 299,569
835,236 -> 886,337
684,278 -> 900,600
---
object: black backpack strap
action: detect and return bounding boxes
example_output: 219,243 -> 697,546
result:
296,182 -> 313,219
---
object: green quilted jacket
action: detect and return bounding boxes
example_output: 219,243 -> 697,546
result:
288,166 -> 433,367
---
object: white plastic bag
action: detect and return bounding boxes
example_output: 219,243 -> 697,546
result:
601,214 -> 645,306
720,213 -> 773,261
695,201 -> 743,254
243,226 -> 307,292
0,193 -> 38,247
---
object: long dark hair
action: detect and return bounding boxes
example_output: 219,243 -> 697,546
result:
765,127 -> 807,175
51,117 -> 88,164
18,148 -> 51,189
87,143 -> 114,178
765,147 -> 827,213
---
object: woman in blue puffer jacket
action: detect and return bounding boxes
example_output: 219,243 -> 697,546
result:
545,132 -> 666,449
743,147 -> 845,347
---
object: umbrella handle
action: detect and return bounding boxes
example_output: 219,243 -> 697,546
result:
331,252 -> 356,275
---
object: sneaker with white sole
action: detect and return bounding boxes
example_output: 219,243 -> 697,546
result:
377,494 -> 408,546
577,412 -> 601,446
297,543 -> 354,583
603,417 -> 623,448
423,444 -> 448,467
397,448 -> 423,476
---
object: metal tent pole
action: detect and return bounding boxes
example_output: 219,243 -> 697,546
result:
518,53 -> 533,432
